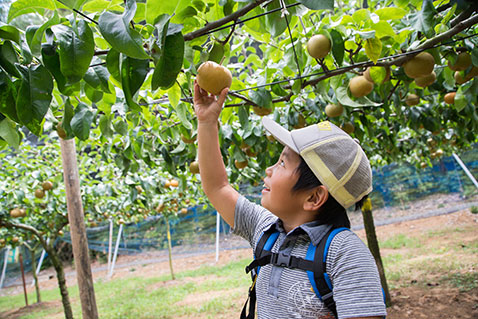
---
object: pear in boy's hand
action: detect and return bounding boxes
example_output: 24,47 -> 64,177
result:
196,61 -> 232,95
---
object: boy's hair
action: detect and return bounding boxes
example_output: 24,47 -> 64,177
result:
293,157 -> 369,229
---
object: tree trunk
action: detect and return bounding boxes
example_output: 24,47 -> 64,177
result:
165,218 -> 175,280
361,200 -> 392,307
60,138 -> 99,319
29,247 -> 41,303
48,249 -> 74,319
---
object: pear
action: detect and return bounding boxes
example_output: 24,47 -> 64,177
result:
197,61 -> 232,95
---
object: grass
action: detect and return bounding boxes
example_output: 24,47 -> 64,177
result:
1,222 -> 476,318
0,258 -> 252,319
380,224 -> 477,290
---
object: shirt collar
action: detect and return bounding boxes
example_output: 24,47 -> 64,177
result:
266,219 -> 333,246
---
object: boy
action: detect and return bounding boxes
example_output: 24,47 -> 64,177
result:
193,82 -> 386,319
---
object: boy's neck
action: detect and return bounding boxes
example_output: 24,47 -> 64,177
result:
280,213 -> 317,233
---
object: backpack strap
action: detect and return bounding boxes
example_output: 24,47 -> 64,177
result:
306,227 -> 349,319
241,228 -> 280,319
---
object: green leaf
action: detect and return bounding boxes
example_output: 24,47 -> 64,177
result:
167,82 -> 181,108
152,24 -> 184,90
208,42 -> 224,64
114,119 -> 128,136
352,9 -> 370,24
170,141 -> 186,154
83,68 -> 101,88
237,105 -> 249,131
471,47 -> 478,67
374,7 -> 406,20
364,38 -> 382,64
329,29 -> 344,66
297,0 -> 333,10
372,21 -> 396,39
264,0 -> 287,38
0,71 -> 19,122
409,0 -> 437,38
106,49 -> 121,84
16,64 -> 53,135
85,83 -> 103,103
61,98 -> 75,139
99,114 -> 114,138
250,88 -> 273,110
0,23 -> 21,44
271,80 -> 288,97
126,58 -> 149,96
53,20 -> 95,84
0,118 -> 20,149
7,0 -> 62,22
175,103 -> 192,130
26,12 -> 61,57
92,65 -> 111,93
0,41 -> 21,78
121,55 -> 149,112
336,87 -> 382,107
41,43 -> 79,96
99,0 -> 150,60
454,86 -> 467,112
146,0 -> 183,24
70,102 -> 94,140
60,0 -> 88,10
358,30 -> 376,40
368,66 -> 387,84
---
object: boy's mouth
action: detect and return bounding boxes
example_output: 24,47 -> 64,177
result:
262,184 -> 270,192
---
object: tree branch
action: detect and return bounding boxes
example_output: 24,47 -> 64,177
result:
0,220 -> 49,250
385,13 -> 478,67
228,91 -> 259,107
183,0 -> 269,41
450,3 -> 478,27
301,14 -> 478,88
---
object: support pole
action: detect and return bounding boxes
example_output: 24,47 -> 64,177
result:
453,153 -> 478,190
60,138 -> 98,319
107,219 -> 113,274
215,211 -> 220,262
108,223 -> 123,279
361,198 -> 391,307
0,247 -> 10,289
19,252 -> 28,306
32,238 -> 50,287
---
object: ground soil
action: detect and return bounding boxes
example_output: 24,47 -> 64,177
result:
1,206 -> 478,319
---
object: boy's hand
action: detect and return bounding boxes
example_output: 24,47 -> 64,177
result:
193,81 -> 229,125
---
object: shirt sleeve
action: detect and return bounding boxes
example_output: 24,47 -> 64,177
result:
326,230 -> 387,319
232,195 -> 277,249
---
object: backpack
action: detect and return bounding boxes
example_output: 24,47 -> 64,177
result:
240,226 -> 349,319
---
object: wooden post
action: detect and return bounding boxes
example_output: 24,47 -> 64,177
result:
0,247 -> 9,289
60,138 -> 99,319
19,252 -> 28,306
165,217 -> 175,280
361,198 -> 391,307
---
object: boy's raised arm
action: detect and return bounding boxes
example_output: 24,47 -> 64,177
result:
193,82 -> 239,227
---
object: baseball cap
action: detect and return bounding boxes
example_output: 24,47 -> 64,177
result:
262,117 -> 372,209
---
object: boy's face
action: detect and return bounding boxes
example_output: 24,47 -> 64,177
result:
261,146 -> 303,218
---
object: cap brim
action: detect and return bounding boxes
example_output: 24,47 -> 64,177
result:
262,117 -> 299,153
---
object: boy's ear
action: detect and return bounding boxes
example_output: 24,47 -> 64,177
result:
303,185 -> 329,212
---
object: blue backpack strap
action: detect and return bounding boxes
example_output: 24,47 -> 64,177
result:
241,228 -> 280,319
256,230 -> 279,274
305,227 -> 349,319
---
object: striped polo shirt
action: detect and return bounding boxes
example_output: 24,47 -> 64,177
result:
233,196 -> 387,319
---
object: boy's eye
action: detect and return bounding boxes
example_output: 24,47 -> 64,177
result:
279,160 -> 285,167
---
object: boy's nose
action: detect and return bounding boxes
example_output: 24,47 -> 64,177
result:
265,166 -> 272,176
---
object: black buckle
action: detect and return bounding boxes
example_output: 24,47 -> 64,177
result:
271,252 -> 291,267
